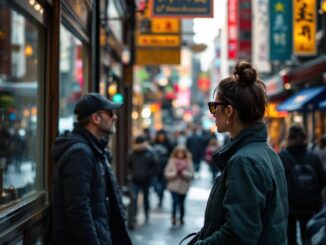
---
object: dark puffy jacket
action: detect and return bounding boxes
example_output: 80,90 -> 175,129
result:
128,142 -> 157,185
51,123 -> 132,245
195,123 -> 288,245
279,145 -> 326,214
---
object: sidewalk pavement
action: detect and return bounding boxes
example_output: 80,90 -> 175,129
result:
129,163 -> 213,245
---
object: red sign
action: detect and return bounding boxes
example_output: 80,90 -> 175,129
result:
198,74 -> 210,92
228,0 -> 238,59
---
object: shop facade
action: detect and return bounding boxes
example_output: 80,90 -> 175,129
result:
0,0 -> 135,243
266,55 -> 326,147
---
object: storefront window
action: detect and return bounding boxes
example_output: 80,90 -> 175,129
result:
59,25 -> 84,133
0,1 -> 44,207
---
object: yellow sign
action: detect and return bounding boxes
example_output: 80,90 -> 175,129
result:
293,0 -> 316,55
151,19 -> 180,33
265,103 -> 288,118
137,34 -> 181,47
136,48 -> 181,65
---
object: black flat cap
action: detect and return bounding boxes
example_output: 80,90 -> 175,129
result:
74,93 -> 122,120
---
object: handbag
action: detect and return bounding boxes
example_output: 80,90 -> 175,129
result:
179,231 -> 201,245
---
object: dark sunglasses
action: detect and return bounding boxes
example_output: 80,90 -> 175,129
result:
208,101 -> 227,114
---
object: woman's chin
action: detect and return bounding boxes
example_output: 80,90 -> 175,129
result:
216,124 -> 226,133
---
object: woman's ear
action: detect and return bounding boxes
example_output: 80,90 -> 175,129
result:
224,105 -> 234,118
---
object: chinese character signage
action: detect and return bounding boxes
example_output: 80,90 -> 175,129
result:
293,0 -> 316,55
228,0 -> 238,60
252,0 -> 271,72
150,0 -> 213,18
269,0 -> 292,60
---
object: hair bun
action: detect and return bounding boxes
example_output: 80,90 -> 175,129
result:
233,60 -> 257,85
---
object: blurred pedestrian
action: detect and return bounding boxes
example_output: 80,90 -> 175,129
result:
186,125 -> 206,175
182,61 -> 288,244
164,146 -> 194,226
279,125 -> 326,245
128,135 -> 157,224
204,137 -> 220,182
314,135 -> 326,172
51,93 -> 132,245
152,129 -> 173,208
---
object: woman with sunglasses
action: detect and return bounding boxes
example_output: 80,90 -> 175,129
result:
187,61 -> 288,245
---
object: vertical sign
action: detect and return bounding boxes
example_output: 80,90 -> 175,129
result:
293,0 -> 316,55
228,0 -> 238,60
269,0 -> 292,60
252,0 -> 271,72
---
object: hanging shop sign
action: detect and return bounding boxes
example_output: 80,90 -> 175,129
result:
265,74 -> 285,97
137,35 -> 181,47
151,18 -> 180,33
150,0 -> 213,18
269,0 -> 292,60
228,0 -> 238,60
293,0 -> 316,55
136,48 -> 181,65
135,2 -> 181,65
252,0 -> 271,72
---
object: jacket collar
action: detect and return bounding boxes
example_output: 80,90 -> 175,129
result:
213,122 -> 267,171
73,123 -> 109,158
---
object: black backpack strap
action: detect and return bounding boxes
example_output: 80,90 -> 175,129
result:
179,230 -> 201,245
282,149 -> 299,166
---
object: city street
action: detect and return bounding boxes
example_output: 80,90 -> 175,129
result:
129,163 -> 213,245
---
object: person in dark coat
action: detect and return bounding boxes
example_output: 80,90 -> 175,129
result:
185,61 -> 288,245
128,135 -> 157,223
152,129 -> 173,208
279,125 -> 326,245
186,126 -> 206,174
51,93 -> 132,245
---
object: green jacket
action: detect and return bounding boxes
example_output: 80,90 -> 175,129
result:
195,123 -> 288,245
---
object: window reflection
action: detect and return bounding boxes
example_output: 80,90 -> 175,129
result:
59,25 -> 84,133
0,1 -> 42,207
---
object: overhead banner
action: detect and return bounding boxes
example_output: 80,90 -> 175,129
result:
269,0 -> 292,60
293,0 -> 316,55
228,0 -> 238,60
252,0 -> 271,72
150,0 -> 213,18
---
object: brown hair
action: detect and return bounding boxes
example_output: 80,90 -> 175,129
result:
216,60 -> 268,125
170,146 -> 192,161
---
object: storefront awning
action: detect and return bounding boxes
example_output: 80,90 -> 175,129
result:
277,86 -> 326,112
319,101 -> 326,110
287,55 -> 326,84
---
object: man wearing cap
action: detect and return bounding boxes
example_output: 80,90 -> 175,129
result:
51,93 -> 132,245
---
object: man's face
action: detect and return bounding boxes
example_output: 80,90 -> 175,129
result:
96,110 -> 117,136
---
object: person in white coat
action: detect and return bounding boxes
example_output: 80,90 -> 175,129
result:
164,145 -> 194,225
